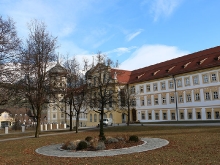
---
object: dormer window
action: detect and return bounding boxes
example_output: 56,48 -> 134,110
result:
183,62 -> 191,68
198,58 -> 208,65
137,73 -> 145,79
153,70 -> 160,76
167,66 -> 175,72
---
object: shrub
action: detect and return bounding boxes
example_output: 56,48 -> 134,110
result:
129,135 -> 139,142
77,140 -> 88,150
95,141 -> 106,150
85,136 -> 93,142
61,141 -> 78,150
106,137 -> 119,144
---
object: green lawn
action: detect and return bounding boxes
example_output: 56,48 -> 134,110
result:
0,126 -> 220,165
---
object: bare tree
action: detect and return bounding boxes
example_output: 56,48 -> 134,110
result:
86,52 -> 117,140
19,20 -> 57,138
62,57 -> 88,133
0,16 -> 21,105
117,84 -> 137,126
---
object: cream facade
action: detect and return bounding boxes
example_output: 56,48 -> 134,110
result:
46,63 -> 87,127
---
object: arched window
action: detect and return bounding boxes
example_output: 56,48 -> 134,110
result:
94,114 -> 97,122
109,113 -> 113,119
104,113 -> 107,119
90,114 -> 92,122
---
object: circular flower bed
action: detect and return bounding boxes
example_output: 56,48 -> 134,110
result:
61,135 -> 144,151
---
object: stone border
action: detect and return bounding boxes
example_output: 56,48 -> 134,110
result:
35,138 -> 169,157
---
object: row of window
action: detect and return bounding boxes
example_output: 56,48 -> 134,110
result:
140,91 -> 219,106
52,113 -> 87,119
141,111 -> 220,120
138,72 -> 218,93
89,113 -> 113,122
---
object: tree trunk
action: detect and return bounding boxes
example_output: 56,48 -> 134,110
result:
35,111 -> 41,138
75,113 -> 79,133
99,106 -> 104,140
69,103 -> 73,131
127,103 -> 130,126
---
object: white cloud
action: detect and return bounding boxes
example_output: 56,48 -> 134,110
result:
120,44 -> 189,70
106,46 -> 137,56
126,29 -> 144,41
149,0 -> 182,21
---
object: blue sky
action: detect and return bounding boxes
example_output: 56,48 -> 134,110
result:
0,0 -> 220,70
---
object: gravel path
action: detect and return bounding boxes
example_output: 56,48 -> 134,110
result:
35,138 -> 169,157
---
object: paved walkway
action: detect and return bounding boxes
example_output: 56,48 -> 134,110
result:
35,138 -> 169,157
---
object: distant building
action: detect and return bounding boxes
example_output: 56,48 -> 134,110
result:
0,109 -> 13,128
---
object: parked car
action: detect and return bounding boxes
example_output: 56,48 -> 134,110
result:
103,118 -> 113,126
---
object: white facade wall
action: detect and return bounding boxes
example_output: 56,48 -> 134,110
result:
135,68 -> 220,122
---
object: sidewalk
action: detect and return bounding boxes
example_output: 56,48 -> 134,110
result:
0,126 -> 98,142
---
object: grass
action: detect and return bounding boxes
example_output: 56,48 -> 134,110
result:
0,126 -> 220,165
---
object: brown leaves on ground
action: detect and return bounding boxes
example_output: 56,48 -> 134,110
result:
0,126 -> 220,165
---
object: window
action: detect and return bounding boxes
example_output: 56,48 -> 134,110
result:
53,114 -> 56,118
203,74 -> 209,83
185,77 -> 190,86
169,81 -> 174,88
131,99 -> 136,106
61,113 -> 64,118
162,97 -> 166,104
163,113 -> 167,120
109,113 -> 113,119
179,95 -> 183,103
215,112 -> 219,119
141,112 -> 145,120
147,98 -> 151,105
130,86 -> 135,94
155,113 -> 159,120
188,112 -> 192,119
207,112 -> 211,119
148,113 -> 152,120
195,93 -> 200,101
140,86 -> 144,93
186,94 -> 191,102
109,91 -> 113,107
146,85 -> 150,92
90,114 -> 92,122
154,98 -> 158,105
180,113 -> 184,119
213,91 -> 218,99
94,114 -> 97,122
53,107 -> 56,111
197,112 -> 201,119
205,92 -> 210,100
141,99 -> 145,106
193,76 -> 199,84
177,79 -> 182,87
171,113 -> 175,120
153,83 -> 158,91
161,82 -> 166,90
211,73 -> 217,81
170,96 -> 175,103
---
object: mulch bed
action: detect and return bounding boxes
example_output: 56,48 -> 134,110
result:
85,140 -> 144,151
105,140 -> 144,150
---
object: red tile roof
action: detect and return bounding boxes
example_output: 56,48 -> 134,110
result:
112,46 -> 220,84
111,68 -> 132,84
